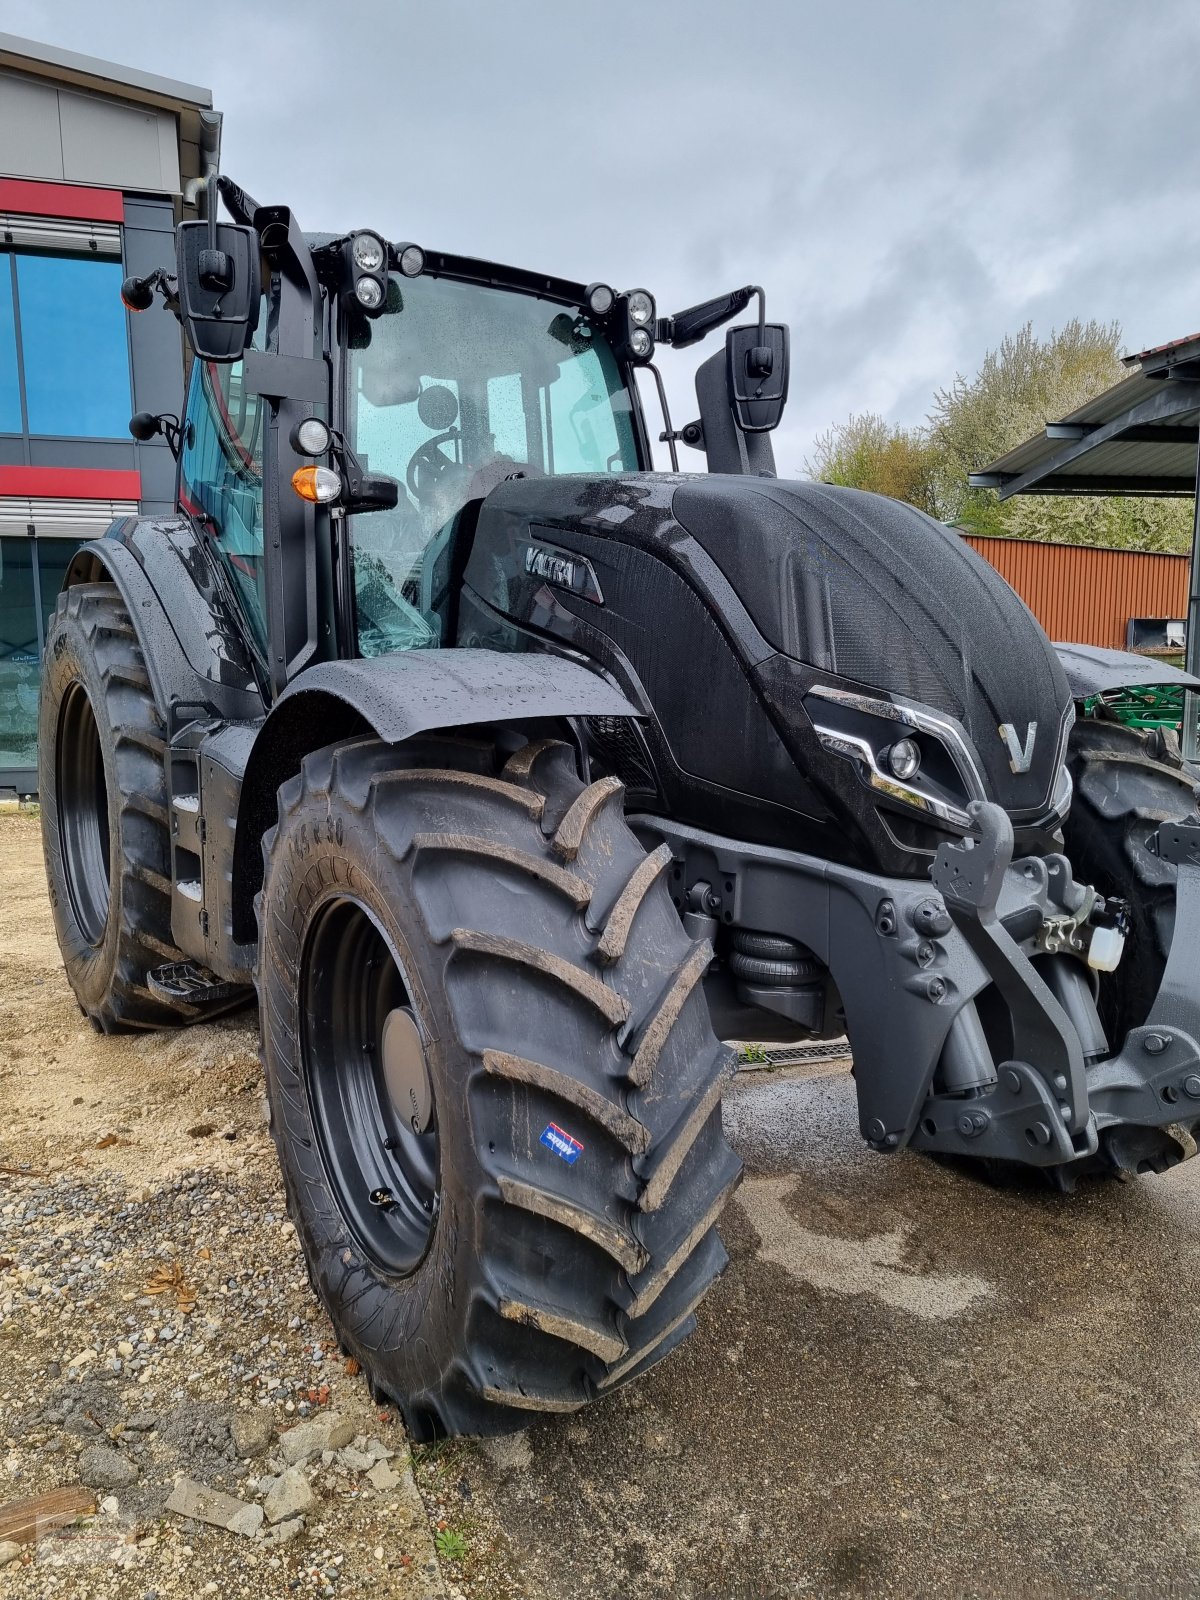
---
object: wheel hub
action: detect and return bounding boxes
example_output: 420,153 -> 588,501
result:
381,1007 -> 433,1134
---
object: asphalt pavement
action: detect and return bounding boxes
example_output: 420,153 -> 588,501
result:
463,1059 -> 1200,1600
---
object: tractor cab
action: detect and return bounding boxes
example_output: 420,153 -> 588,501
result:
132,185 -> 788,701
342,268 -> 643,654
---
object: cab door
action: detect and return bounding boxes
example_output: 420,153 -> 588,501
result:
179,355 -> 268,659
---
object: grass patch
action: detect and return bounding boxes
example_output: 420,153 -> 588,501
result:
435,1527 -> 469,1561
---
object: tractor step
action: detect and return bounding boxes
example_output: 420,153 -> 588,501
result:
148,961 -> 245,1008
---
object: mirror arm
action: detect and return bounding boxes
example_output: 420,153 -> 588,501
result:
329,429 -> 400,514
746,286 -> 774,377
658,284 -> 761,350
158,414 -> 182,461
215,174 -> 262,229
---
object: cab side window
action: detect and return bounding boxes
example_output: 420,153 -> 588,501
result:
180,357 -> 267,652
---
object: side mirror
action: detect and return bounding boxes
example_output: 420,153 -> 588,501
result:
128,410 -> 181,459
128,410 -> 163,441
176,220 -> 261,362
725,322 -> 789,432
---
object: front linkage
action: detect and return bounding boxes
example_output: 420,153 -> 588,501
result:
642,800 -> 1200,1186
913,803 -> 1200,1180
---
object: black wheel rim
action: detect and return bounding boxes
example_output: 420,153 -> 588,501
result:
301,896 -> 439,1276
56,681 -> 111,947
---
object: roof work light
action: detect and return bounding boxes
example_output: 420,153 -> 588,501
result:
341,231 -> 389,319
612,289 -> 657,364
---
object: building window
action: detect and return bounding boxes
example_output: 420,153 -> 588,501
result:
1,250 -> 131,440
0,535 -> 41,777
0,263 -> 20,433
0,531 -> 91,782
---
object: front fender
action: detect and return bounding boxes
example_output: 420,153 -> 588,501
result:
1054,641 -> 1200,700
229,647 -> 641,942
268,649 -> 639,741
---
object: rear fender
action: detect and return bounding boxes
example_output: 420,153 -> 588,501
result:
229,648 -> 642,942
63,520 -> 263,728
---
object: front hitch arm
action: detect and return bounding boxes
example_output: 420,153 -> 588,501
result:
913,809 -> 1200,1173
917,803 -> 1092,1160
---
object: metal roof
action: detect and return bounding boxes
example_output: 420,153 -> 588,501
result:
0,31 -> 212,108
968,337 -> 1200,499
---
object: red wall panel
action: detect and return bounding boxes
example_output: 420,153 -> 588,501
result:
963,534 -> 1188,649
0,465 -> 141,500
0,178 -> 125,223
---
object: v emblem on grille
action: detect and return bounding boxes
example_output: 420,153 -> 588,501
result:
999,721 -> 1038,774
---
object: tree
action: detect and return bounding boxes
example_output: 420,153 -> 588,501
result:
804,320 -> 1194,553
929,319 -> 1124,526
805,413 -> 944,518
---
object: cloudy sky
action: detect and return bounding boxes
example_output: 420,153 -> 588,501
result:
5,0 -> 1200,474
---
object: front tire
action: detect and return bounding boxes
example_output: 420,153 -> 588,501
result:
259,735 -> 741,1438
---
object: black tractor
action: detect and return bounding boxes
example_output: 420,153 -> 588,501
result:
40,175 -> 1200,1438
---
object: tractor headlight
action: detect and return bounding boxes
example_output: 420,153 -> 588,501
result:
614,289 -> 657,364
340,230 -> 391,319
291,465 -> 342,503
355,276 -> 385,310
352,233 -> 386,273
586,282 -> 615,317
803,685 -> 985,831
290,417 -> 332,457
887,739 -> 921,782
398,243 -> 425,278
628,290 -> 655,326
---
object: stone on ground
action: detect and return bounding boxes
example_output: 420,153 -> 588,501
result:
264,1467 -> 316,1524
279,1411 -> 355,1465
164,1477 -> 264,1537
78,1444 -> 138,1489
231,1409 -> 275,1458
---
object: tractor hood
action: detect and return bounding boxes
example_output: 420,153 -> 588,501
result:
671,477 -> 1074,818
464,472 -> 1074,832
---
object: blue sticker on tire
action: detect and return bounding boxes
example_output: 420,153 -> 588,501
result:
540,1123 -> 584,1165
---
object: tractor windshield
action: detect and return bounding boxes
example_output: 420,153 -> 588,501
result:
347,273 -> 639,655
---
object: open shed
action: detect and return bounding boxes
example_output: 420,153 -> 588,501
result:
969,333 -> 1200,752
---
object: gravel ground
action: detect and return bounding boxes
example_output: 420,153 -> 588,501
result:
0,815 -> 505,1599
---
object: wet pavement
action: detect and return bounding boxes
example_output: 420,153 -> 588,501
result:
464,1059 -> 1200,1599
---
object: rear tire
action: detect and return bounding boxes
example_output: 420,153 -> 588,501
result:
1064,717 -> 1200,1040
258,735 -> 741,1438
39,582 -> 196,1033
1060,716 -> 1200,1179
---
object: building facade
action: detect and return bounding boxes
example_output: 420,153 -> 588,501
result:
0,33 -> 215,791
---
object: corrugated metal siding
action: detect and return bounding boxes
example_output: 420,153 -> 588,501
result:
0,211 -> 121,253
0,495 -> 138,533
963,534 -> 1188,648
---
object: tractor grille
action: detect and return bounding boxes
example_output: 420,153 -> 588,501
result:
585,716 -> 659,797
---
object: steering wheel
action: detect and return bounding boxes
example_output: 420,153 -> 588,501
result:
407,429 -> 462,503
